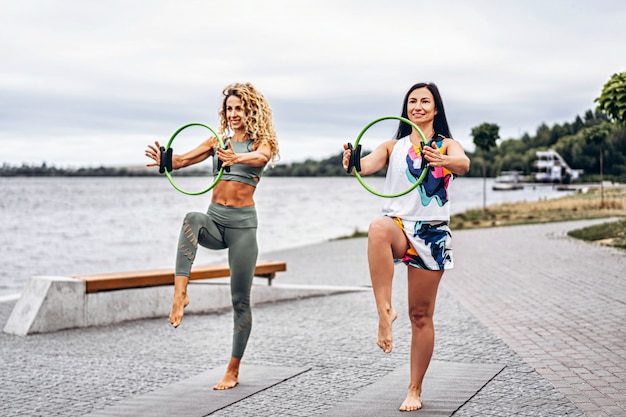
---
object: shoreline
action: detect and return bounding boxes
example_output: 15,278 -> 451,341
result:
450,183 -> 626,235
3,183 -> 623,301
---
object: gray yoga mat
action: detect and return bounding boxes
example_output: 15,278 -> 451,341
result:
323,361 -> 504,417
85,364 -> 311,417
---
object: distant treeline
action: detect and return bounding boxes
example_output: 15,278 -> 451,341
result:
0,163 -> 207,177
3,108 -> 625,181
265,150 -> 385,177
467,109 -> 626,183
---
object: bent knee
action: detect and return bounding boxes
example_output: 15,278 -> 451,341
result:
368,217 -> 406,255
368,217 -> 400,241
184,211 -> 206,226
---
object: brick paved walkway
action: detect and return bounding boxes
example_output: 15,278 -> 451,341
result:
443,219 -> 626,417
1,219 -> 623,416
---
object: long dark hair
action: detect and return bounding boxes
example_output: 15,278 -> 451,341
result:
393,82 -> 453,139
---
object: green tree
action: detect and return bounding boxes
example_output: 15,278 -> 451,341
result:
584,123 -> 613,206
595,71 -> 626,126
471,122 -> 500,211
592,71 -> 626,203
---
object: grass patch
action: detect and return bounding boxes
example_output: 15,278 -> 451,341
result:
450,185 -> 626,250
567,218 -> 626,249
334,228 -> 368,240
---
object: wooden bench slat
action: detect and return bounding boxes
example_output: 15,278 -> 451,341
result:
73,261 -> 286,293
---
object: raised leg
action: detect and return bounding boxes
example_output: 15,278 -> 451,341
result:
367,216 -> 408,354
171,211 -> 224,328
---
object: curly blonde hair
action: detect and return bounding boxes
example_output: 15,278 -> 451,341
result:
218,82 -> 280,163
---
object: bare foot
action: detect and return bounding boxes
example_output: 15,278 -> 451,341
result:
399,386 -> 422,412
213,369 -> 239,390
169,293 -> 189,328
377,307 -> 398,354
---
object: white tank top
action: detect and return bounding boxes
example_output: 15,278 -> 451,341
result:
381,135 -> 453,221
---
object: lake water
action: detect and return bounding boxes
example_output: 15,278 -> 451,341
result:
0,176 -> 572,298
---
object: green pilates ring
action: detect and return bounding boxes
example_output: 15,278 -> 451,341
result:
351,116 -> 429,198
164,123 -> 224,196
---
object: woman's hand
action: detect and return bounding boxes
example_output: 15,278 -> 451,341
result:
342,143 -> 352,172
422,139 -> 471,174
216,141 -> 239,166
145,141 -> 162,167
421,142 -> 445,167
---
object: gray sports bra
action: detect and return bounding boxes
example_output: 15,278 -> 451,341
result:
212,138 -> 265,187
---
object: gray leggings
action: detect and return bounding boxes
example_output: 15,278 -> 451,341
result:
175,202 -> 258,359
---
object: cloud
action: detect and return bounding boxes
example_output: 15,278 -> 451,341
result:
1,0 -> 625,166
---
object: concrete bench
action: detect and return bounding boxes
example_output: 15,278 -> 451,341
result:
73,260 -> 287,293
3,259 -> 367,336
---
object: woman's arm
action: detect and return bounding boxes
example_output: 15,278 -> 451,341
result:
342,140 -> 394,175
217,142 -> 271,167
422,138 -> 470,175
171,137 -> 218,170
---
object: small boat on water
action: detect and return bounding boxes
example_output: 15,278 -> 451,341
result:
492,170 -> 525,191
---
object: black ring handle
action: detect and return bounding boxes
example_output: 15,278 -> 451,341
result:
159,146 -> 173,174
346,143 -> 362,174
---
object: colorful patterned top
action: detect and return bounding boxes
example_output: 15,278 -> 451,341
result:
381,135 -> 453,221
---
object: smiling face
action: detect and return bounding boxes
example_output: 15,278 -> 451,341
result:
407,87 -> 437,128
225,95 -> 246,131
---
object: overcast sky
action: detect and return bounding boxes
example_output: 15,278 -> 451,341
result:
1,0 -> 625,167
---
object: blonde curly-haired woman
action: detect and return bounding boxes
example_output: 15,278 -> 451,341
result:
145,82 -> 279,390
